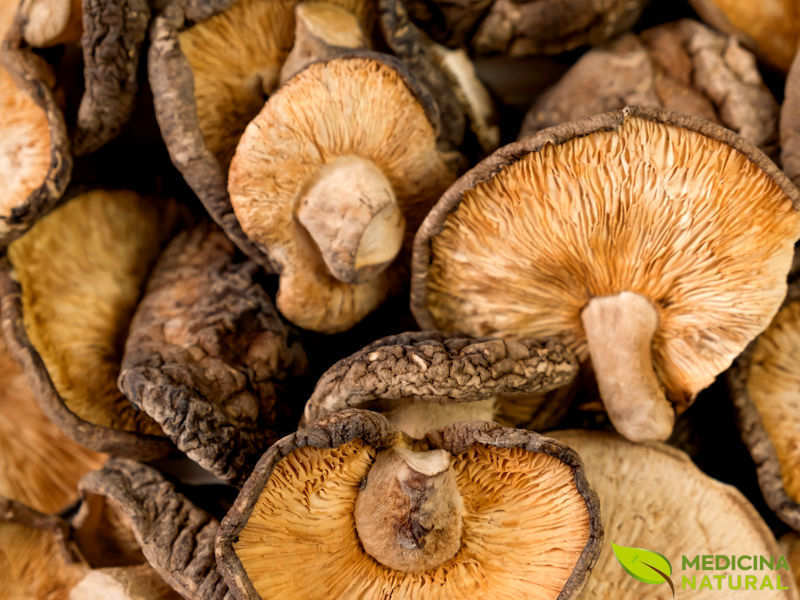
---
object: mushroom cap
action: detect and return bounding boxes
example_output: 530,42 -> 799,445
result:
412,106 -> 800,411
689,0 -> 799,71
0,331 -> 105,513
228,54 -> 455,332
217,410 -> 601,600
1,189 -> 179,458
302,331 -> 578,430
149,0 -> 373,271
118,221 -> 308,484
471,0 -> 648,56
729,284 -> 800,530
521,21 -> 778,156
550,430 -> 797,599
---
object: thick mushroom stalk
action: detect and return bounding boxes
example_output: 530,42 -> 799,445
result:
279,2 -> 368,83
581,291 -> 675,442
296,155 -> 405,283
354,447 -> 463,572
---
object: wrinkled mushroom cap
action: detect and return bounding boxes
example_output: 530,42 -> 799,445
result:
218,410 -> 601,600
412,107 -> 800,413
229,55 -> 455,332
303,331 -> 578,435
729,286 -> 800,530
550,430 -> 797,600
2,189 -> 179,458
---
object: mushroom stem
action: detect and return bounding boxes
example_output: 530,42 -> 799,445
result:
354,447 -> 463,572
296,155 -> 405,284
279,2 -> 368,83
581,291 -> 675,442
22,0 -> 83,47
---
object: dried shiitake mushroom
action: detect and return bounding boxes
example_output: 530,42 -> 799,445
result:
412,106 -> 800,442
689,0 -> 799,72
228,54 -> 456,333
781,532 -> 800,586
550,431 -> 797,600
217,410 -> 602,599
303,331 -> 578,435
0,189 -> 180,458
78,458 -> 233,599
0,330 -> 105,513
521,20 -> 779,157
471,0 -> 648,56
119,221 -> 308,485
729,284 -> 800,531
16,0 -> 151,154
781,52 -> 800,187
0,16 -> 70,247
149,0 -> 373,270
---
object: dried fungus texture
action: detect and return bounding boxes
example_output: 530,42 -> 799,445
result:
782,53 -> 800,188
416,111 -> 800,412
229,56 -> 454,332
304,331 -> 577,428
74,0 -> 150,155
472,0 -> 647,56
119,222 -> 308,484
552,431 -> 795,600
70,564 -> 182,600
689,0 -> 799,72
0,333 -> 105,514
404,0 -> 491,48
232,434 -> 594,599
522,21 -> 779,156
3,190 -> 177,457
730,293 -> 800,531
80,459 -> 233,600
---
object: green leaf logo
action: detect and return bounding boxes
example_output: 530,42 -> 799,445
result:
612,543 -> 675,597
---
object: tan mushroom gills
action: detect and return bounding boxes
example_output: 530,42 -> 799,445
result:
354,446 -> 463,572
296,155 -> 405,283
21,0 -> 83,46
581,291 -> 675,442
279,2 -> 368,83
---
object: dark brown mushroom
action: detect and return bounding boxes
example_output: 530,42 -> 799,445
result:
149,0 -> 373,270
303,331 -> 578,435
119,221 -> 308,484
1,189 -> 180,458
471,0 -> 648,57
228,54 -> 456,332
412,106 -> 800,442
729,283 -> 800,531
521,20 -> 779,157
217,409 -> 602,599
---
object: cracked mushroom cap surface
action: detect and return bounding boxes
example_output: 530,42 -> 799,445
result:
228,55 -> 456,333
0,189 -> 180,459
521,20 -> 779,157
119,221 -> 308,485
412,106 -> 800,441
550,430 -> 797,600
0,330 -> 105,514
689,0 -> 799,72
302,331 -> 578,436
729,284 -> 800,531
149,0 -> 373,270
217,410 -> 601,600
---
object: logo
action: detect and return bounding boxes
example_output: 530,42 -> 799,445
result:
612,543 -> 675,597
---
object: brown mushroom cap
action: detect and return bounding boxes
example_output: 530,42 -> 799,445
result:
228,55 -> 455,333
521,20 -> 779,157
412,107 -> 800,441
1,189 -> 179,458
689,0 -> 799,72
302,331 -> 578,435
0,331 -> 105,513
471,0 -> 648,56
550,430 -> 797,599
119,221 -> 308,484
217,410 -> 601,600
149,0 -> 372,271
729,285 -> 800,531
